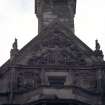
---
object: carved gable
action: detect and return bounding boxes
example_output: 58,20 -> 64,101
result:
28,30 -> 88,66
1,22 -> 99,68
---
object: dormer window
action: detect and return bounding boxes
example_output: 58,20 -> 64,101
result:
48,76 -> 66,88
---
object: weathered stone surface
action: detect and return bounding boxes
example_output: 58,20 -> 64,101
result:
35,0 -> 76,33
0,22 -> 104,105
0,0 -> 105,105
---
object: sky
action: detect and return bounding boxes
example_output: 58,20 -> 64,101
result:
0,0 -> 105,66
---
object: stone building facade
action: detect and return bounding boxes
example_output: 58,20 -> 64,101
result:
0,0 -> 105,105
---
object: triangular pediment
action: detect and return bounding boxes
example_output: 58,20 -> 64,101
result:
0,22 -> 100,70
0,21 -> 104,105
12,22 -> 99,66
28,32 -> 89,66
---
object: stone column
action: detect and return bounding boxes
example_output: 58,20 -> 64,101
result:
97,69 -> 104,105
9,67 -> 17,104
40,69 -> 46,86
97,69 -> 103,92
68,69 -> 73,86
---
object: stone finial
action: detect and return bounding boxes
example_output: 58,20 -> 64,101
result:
10,38 -> 19,60
95,39 -> 104,60
13,38 -> 18,50
95,39 -> 100,51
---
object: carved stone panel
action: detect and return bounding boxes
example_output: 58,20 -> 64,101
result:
17,71 -> 41,93
28,32 -> 87,66
72,70 -> 97,90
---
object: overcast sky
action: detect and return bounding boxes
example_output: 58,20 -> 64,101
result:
0,0 -> 105,66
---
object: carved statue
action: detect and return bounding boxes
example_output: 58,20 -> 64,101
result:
12,38 -> 18,50
95,39 -> 100,51
10,38 -> 18,60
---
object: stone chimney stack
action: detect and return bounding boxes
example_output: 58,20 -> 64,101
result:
35,0 -> 77,33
